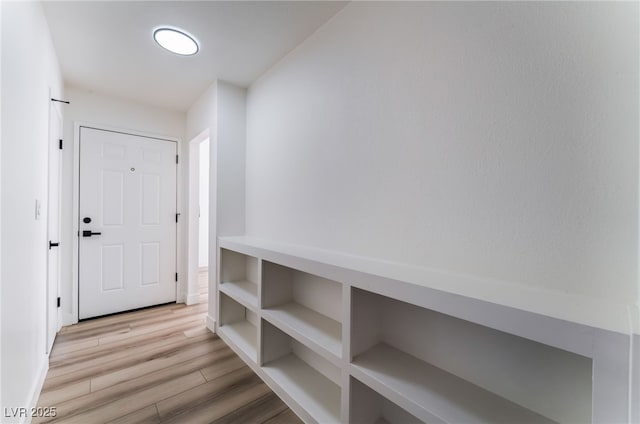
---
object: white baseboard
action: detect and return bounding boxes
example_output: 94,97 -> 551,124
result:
186,293 -> 201,306
177,289 -> 187,304
62,312 -> 76,327
22,355 -> 49,424
206,315 -> 216,333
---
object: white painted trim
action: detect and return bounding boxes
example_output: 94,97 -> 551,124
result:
63,312 -> 74,327
175,131 -> 184,306
70,123 -> 80,325
0,0 -> 3,410
206,315 -> 216,333
208,128 -> 219,333
186,293 -> 201,306
23,356 -> 49,424
45,88 -> 63,351
71,121 -> 183,324
186,129 -> 210,308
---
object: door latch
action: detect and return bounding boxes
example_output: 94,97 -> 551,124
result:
82,230 -> 102,237
49,241 -> 59,249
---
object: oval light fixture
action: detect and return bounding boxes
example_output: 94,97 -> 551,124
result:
153,27 -> 199,56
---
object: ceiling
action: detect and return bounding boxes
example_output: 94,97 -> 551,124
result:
42,1 -> 347,111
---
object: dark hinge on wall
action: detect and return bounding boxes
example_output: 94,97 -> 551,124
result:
175,213 -> 180,223
175,273 -> 178,282
176,155 -> 179,164
59,139 -> 63,150
57,297 -> 61,308
51,98 -> 70,104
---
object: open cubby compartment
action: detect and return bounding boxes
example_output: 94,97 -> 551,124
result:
350,377 -> 422,424
261,319 -> 341,424
217,292 -> 258,363
261,261 -> 343,361
350,288 -> 592,424
219,248 -> 259,309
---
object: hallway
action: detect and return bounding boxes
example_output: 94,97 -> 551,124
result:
34,274 -> 301,423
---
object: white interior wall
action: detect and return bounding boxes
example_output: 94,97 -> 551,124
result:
61,85 -> 186,324
199,139 -> 210,267
216,82 -> 246,239
186,82 -> 217,326
246,2 -> 639,305
186,80 -> 246,330
0,2 -> 64,420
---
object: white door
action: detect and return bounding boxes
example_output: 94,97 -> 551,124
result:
79,126 -> 177,319
46,100 -> 62,353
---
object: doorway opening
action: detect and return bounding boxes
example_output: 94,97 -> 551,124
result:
188,130 -> 212,306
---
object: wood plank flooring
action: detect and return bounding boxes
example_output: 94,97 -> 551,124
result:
36,269 -> 302,424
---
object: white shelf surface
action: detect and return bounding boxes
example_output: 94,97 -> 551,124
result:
351,343 -> 557,424
262,302 -> 342,361
217,320 -> 257,363
220,280 -> 258,310
219,236 -> 633,336
263,354 -> 341,424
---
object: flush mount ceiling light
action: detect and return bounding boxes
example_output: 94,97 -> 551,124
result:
153,27 -> 199,56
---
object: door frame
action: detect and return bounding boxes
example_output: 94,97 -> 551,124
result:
71,121 -> 183,324
46,90 -> 63,352
186,129 -> 213,306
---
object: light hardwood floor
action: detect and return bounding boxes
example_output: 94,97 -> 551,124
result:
36,269 -> 302,424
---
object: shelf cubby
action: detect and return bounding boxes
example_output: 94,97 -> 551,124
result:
261,320 -> 341,424
219,249 -> 259,309
217,292 -> 258,363
261,261 -> 342,361
350,377 -> 422,424
350,288 -> 592,424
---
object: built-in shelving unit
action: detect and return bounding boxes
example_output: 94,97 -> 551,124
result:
217,292 -> 258,363
350,377 -> 422,424
352,343 -> 555,423
219,248 -> 259,309
215,236 -> 636,424
262,261 -> 342,361
262,320 -> 341,423
350,288 -> 591,424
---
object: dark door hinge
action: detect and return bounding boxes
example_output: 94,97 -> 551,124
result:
57,297 -> 61,308
175,213 -> 180,223
176,155 -> 179,164
175,273 -> 178,282
59,139 -> 63,150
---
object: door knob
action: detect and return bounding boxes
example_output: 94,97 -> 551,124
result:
82,230 -> 102,237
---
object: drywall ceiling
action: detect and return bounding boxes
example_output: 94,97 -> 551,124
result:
42,1 -> 347,111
